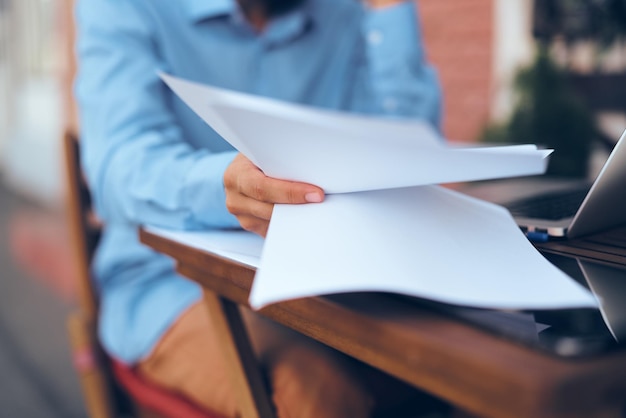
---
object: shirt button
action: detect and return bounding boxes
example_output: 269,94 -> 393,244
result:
383,98 -> 398,112
367,30 -> 384,46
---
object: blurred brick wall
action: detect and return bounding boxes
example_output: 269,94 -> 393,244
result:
418,0 -> 495,142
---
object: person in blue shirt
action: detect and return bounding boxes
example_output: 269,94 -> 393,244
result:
75,0 -> 441,416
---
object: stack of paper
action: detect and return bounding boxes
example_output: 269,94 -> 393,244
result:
158,74 -> 597,311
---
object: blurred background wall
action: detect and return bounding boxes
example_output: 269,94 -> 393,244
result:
420,0 -> 535,142
422,0 -> 626,178
0,0 -> 65,206
0,0 -> 85,416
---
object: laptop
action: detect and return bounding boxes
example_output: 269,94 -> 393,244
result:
504,128 -> 626,240
399,132 -> 626,357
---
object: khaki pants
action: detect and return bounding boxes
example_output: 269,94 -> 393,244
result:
137,301 -> 376,418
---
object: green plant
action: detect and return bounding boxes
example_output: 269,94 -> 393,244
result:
482,47 -> 597,178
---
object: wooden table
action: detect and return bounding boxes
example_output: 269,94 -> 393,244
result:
140,228 -> 626,418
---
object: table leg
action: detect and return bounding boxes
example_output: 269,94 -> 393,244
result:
203,290 -> 275,418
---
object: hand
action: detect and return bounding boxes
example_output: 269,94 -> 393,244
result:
366,0 -> 407,8
224,154 -> 324,237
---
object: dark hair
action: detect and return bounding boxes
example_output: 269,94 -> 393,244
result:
264,0 -> 305,16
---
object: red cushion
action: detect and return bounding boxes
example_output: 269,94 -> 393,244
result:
111,359 -> 222,418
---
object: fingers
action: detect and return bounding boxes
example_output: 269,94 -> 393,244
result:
237,215 -> 270,237
226,193 -> 273,236
226,154 -> 324,204
224,154 -> 324,237
243,173 -> 324,205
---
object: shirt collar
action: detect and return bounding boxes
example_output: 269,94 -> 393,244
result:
183,0 -> 235,22
183,0 -> 314,44
263,6 -> 312,46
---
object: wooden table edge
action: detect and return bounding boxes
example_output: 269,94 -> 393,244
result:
140,228 -> 626,418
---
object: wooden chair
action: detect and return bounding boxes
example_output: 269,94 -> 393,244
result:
63,130 -> 227,418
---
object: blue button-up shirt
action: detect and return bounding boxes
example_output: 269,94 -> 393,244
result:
75,0 -> 441,364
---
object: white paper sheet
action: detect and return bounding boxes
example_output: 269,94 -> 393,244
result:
158,73 -> 596,312
144,227 -> 262,268
161,73 -> 552,193
251,186 -> 596,309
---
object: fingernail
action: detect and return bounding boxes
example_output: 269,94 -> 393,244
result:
305,192 -> 323,203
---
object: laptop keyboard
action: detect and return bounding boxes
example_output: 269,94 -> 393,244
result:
505,187 -> 590,220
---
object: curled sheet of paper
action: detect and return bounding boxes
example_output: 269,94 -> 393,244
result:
161,73 -> 552,194
250,186 -> 596,310
159,73 -> 595,311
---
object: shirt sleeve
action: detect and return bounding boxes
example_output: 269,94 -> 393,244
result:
351,1 -> 442,130
74,0 -> 240,230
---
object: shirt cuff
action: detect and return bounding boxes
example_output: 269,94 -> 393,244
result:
183,150 -> 241,228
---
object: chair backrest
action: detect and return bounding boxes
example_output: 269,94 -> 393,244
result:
64,130 -> 129,418
64,130 -> 101,320
64,131 -> 221,418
